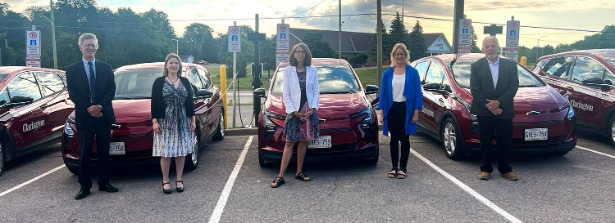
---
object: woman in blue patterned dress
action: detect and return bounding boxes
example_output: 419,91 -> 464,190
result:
271,43 -> 320,188
151,53 -> 196,194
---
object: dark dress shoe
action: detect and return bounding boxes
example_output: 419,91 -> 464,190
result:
75,190 -> 91,200
98,184 -> 119,193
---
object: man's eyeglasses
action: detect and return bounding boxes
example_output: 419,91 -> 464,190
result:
82,44 -> 98,49
295,51 -> 306,55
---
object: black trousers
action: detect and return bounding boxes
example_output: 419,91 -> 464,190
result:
477,115 -> 513,174
387,102 -> 410,171
77,119 -> 112,190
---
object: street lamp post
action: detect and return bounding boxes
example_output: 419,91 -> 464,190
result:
536,36 -> 547,62
171,39 -> 178,55
43,0 -> 58,69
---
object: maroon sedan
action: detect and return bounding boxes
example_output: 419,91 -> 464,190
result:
255,58 -> 379,167
0,66 -> 73,175
62,62 -> 224,173
533,49 -> 615,145
412,53 -> 576,160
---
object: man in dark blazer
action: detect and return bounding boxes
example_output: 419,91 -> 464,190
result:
470,36 -> 519,181
66,33 -> 119,200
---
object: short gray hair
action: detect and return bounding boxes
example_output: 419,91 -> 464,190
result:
78,33 -> 98,46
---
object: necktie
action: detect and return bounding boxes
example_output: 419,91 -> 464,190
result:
88,61 -> 96,103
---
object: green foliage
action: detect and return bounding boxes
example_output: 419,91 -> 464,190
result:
388,12 -> 409,49
349,53 -> 368,67
407,20 -> 428,61
302,32 -> 335,58
471,25 -> 481,53
368,19 -> 390,64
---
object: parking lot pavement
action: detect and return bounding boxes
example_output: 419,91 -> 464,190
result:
1,133 -> 615,222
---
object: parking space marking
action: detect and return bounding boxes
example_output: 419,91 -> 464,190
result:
209,136 -> 253,223
576,146 -> 615,159
411,149 -> 523,223
0,164 -> 65,198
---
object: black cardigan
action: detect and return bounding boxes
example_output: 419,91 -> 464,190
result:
151,76 -> 195,119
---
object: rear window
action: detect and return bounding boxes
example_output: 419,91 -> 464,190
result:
270,65 -> 360,94
450,59 -> 545,88
114,69 -> 161,99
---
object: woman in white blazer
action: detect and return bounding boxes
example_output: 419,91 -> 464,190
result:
271,43 -> 320,188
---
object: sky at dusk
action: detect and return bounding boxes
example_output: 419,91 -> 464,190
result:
6,0 -> 615,49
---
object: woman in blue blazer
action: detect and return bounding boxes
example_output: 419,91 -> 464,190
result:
271,43 -> 320,188
378,43 -> 422,179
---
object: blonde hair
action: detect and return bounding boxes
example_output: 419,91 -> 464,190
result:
389,43 -> 410,66
163,53 -> 182,77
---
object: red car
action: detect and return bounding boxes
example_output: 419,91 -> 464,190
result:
62,62 -> 224,173
0,66 -> 73,175
255,58 -> 379,167
533,49 -> 615,145
412,53 -> 576,160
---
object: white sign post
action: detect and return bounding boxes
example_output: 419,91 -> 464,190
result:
505,17 -> 520,61
276,23 -> 290,66
227,25 -> 241,127
458,19 -> 472,53
26,28 -> 41,67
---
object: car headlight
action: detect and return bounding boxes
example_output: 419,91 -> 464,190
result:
559,102 -> 575,120
64,111 -> 76,136
567,106 -> 575,120
457,98 -> 477,121
351,108 -> 373,127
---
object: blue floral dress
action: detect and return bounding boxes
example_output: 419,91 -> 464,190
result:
284,71 -> 320,142
152,81 -> 194,157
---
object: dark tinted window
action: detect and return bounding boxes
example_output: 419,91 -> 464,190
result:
115,69 -> 160,98
271,65 -> 360,94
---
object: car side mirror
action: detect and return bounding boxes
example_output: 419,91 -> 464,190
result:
254,88 -> 267,98
364,85 -> 379,95
196,89 -> 213,99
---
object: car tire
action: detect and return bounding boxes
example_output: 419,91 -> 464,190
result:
212,113 -> 225,141
66,165 -> 78,175
608,115 -> 615,146
185,133 -> 200,171
258,149 -> 274,168
441,117 -> 465,160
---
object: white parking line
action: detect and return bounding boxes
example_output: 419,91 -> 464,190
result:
411,149 -> 523,223
576,145 -> 615,159
0,164 -> 65,198
209,136 -> 253,223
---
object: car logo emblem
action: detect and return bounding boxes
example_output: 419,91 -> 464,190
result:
526,111 -> 540,116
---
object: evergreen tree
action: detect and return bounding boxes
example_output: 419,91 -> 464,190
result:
368,19 -> 389,64
470,24 -> 481,53
407,20 -> 428,61
388,12 -> 408,47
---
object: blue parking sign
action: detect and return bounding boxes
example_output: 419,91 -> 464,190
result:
30,40 -> 37,46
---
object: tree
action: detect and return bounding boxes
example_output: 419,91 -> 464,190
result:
368,19 -> 390,64
216,25 -> 255,78
407,20 -> 428,61
181,23 -> 216,62
302,32 -> 335,58
388,12 -> 408,47
470,25 -> 481,53
349,53 -> 368,67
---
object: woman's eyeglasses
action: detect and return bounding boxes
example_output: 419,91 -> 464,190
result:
295,51 -> 306,55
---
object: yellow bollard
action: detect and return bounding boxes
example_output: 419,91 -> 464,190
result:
219,65 -> 228,129
520,56 -> 527,67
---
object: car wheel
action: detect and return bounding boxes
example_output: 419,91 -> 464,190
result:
185,133 -> 200,171
608,115 -> 615,146
258,148 -> 274,168
212,113 -> 225,141
442,117 -> 465,160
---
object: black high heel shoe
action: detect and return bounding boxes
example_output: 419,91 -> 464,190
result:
176,180 -> 185,192
162,182 -> 172,194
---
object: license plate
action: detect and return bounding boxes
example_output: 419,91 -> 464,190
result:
308,135 -> 331,149
524,128 -> 548,141
109,142 -> 126,155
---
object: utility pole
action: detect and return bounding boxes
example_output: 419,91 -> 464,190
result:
452,0 -> 464,54
338,0 -> 342,59
49,0 -> 58,69
377,0 -> 382,87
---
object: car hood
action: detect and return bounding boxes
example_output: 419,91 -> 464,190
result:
112,99 -> 152,122
513,87 -> 568,112
266,92 -> 369,118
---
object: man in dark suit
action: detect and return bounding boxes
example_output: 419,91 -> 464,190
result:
66,33 -> 119,200
470,36 -> 519,181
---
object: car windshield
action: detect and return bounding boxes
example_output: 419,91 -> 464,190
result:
114,68 -> 161,99
271,65 -> 360,94
0,73 -> 7,82
604,55 -> 615,68
450,59 -> 545,88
